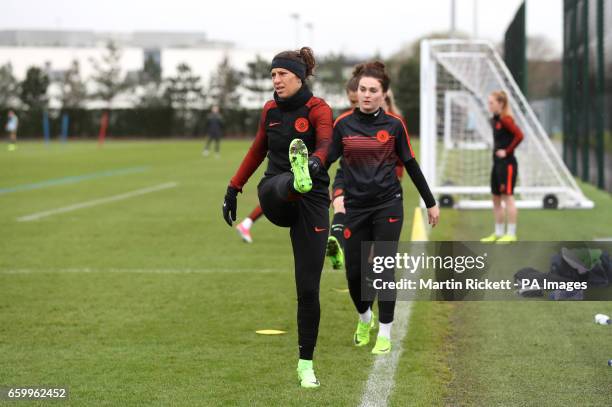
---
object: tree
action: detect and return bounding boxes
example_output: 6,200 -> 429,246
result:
394,59 -> 420,130
209,56 -> 243,109
316,53 -> 348,97
141,53 -> 162,85
90,41 -> 128,108
527,35 -> 559,61
0,63 -> 18,108
243,54 -> 273,105
136,53 -> 165,107
60,60 -> 88,108
20,66 -> 49,110
163,63 -> 205,135
164,63 -> 204,110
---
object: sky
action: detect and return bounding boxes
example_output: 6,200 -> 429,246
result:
4,0 -> 562,57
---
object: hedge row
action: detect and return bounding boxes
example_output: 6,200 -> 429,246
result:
0,108 -> 261,139
0,107 -> 420,139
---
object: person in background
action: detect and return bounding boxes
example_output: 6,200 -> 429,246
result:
324,76 -> 360,270
203,105 -> 224,157
480,90 -> 524,243
6,110 -> 18,152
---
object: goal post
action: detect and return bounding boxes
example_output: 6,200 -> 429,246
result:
419,39 -> 594,210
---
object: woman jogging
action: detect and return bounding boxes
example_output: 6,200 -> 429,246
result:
480,90 -> 524,243
325,84 -> 405,270
327,61 -> 439,354
222,47 -> 332,388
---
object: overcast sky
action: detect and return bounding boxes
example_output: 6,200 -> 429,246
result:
4,0 -> 562,57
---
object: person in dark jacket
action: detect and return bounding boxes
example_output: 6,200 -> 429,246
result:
327,61 -> 439,355
203,105 -> 224,157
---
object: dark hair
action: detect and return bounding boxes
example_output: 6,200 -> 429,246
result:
272,47 -> 316,78
353,61 -> 390,92
345,75 -> 359,93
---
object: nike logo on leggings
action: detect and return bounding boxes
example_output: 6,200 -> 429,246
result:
314,227 -> 327,232
388,218 -> 401,223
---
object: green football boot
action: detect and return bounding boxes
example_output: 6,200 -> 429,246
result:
289,139 -> 312,194
326,236 -> 345,270
480,233 -> 499,243
354,313 -> 376,347
297,359 -> 320,388
496,234 -> 517,243
371,336 -> 391,355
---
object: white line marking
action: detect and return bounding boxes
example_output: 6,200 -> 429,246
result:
16,182 -> 178,222
0,268 -> 285,275
359,301 -> 413,407
359,207 -> 429,407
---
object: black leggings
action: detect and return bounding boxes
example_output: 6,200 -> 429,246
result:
344,200 -> 403,324
205,136 -> 220,153
257,173 -> 329,360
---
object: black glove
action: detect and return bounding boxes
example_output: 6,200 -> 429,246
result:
222,186 -> 239,226
308,156 -> 323,177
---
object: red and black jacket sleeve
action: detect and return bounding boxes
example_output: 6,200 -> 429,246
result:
501,116 -> 524,155
307,98 -> 333,166
392,115 -> 436,208
229,101 -> 274,191
325,111 -> 352,168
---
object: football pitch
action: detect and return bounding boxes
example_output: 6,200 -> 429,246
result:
1,140 -> 611,406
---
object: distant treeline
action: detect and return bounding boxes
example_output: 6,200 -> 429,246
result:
0,107 -> 421,139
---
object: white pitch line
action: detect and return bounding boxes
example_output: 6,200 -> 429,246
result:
359,208 -> 428,407
359,300 -> 413,407
16,182 -> 178,222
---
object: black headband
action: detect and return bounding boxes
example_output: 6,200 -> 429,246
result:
270,57 -> 307,80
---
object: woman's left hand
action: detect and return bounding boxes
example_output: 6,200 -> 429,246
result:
427,205 -> 440,228
495,149 -> 507,158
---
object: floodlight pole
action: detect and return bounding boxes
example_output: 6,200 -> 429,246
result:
290,13 -> 301,48
450,0 -> 457,37
473,0 -> 479,38
305,22 -> 314,47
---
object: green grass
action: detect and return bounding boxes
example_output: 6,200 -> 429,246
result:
428,164 -> 612,406
1,140 -> 611,406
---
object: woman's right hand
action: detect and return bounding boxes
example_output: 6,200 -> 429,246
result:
222,186 -> 239,226
427,205 -> 440,228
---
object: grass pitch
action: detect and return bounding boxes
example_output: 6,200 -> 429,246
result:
1,140 -> 610,406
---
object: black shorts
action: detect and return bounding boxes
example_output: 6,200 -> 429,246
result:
490,157 -> 518,196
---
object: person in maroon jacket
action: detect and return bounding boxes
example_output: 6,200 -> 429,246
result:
221,47 -> 332,388
481,90 -> 524,243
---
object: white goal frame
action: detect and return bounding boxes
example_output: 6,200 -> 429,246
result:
419,39 -> 593,210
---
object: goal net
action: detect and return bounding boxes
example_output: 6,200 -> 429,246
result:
419,40 -> 593,209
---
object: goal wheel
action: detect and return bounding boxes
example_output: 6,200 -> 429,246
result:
439,195 -> 454,208
543,194 -> 558,209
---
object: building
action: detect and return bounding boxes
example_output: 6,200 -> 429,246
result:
0,29 -> 274,109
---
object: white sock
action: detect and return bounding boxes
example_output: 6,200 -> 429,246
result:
241,218 -> 253,229
359,308 -> 372,324
507,223 -> 517,237
495,223 -> 505,236
378,322 -> 393,339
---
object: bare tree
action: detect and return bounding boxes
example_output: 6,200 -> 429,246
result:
60,60 -> 88,108
90,41 -> 129,108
